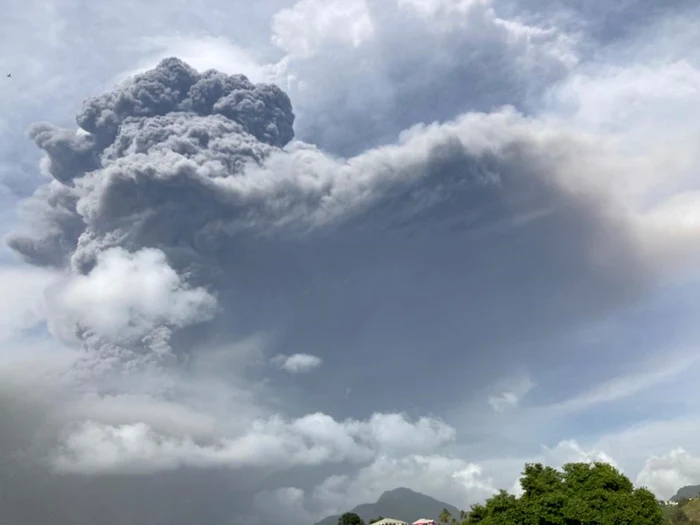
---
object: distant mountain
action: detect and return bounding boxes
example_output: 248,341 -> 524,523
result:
312,487 -> 460,525
671,485 -> 700,502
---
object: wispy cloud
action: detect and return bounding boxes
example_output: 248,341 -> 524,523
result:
488,373 -> 535,413
541,350 -> 700,416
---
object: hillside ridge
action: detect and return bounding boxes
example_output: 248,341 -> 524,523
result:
671,485 -> 700,502
312,487 -> 459,525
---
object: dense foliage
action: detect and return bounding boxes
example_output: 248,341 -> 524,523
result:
340,512 -> 366,525
439,462 -> 664,525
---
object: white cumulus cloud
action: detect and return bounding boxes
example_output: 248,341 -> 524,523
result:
47,247 -> 218,343
272,353 -> 323,373
636,448 -> 700,499
52,411 -> 456,475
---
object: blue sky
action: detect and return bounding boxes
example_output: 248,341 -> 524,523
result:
2,0 -> 700,523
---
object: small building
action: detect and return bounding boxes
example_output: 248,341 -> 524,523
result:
413,519 -> 437,525
372,519 -> 408,525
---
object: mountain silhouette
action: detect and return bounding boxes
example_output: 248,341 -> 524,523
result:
671,484 -> 700,501
312,487 -> 460,525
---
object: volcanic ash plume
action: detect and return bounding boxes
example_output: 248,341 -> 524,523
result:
7,56 -> 650,398
7,58 -> 297,373
10,57 -> 294,275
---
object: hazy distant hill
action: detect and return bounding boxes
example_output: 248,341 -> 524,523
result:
671,485 -> 700,502
312,487 -> 460,525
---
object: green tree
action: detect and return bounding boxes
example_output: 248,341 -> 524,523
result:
439,508 -> 453,525
458,510 -> 469,524
439,507 -> 469,525
339,513 -> 365,525
467,490 -> 524,525
465,461 -> 664,525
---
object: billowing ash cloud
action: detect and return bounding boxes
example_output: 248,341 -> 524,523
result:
7,57 -> 655,413
3,59 -> 298,386
9,57 -> 293,274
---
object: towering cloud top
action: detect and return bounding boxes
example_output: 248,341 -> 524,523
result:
8,58 -> 295,274
80,57 -> 295,149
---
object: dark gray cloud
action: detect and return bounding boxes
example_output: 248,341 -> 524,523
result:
0,392 -> 264,525
9,58 -> 293,272
0,411 -> 261,525
0,363 -> 458,525
77,57 -> 294,149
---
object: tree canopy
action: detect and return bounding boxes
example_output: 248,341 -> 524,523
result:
334,462 -> 663,525
339,512 -> 365,525
448,462 -> 664,525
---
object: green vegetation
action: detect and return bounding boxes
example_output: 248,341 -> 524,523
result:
684,499 -> 700,522
441,461 -> 664,525
439,507 -> 468,525
334,462 -> 670,525
671,486 -> 700,502
663,497 -> 700,524
340,513 -> 365,525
